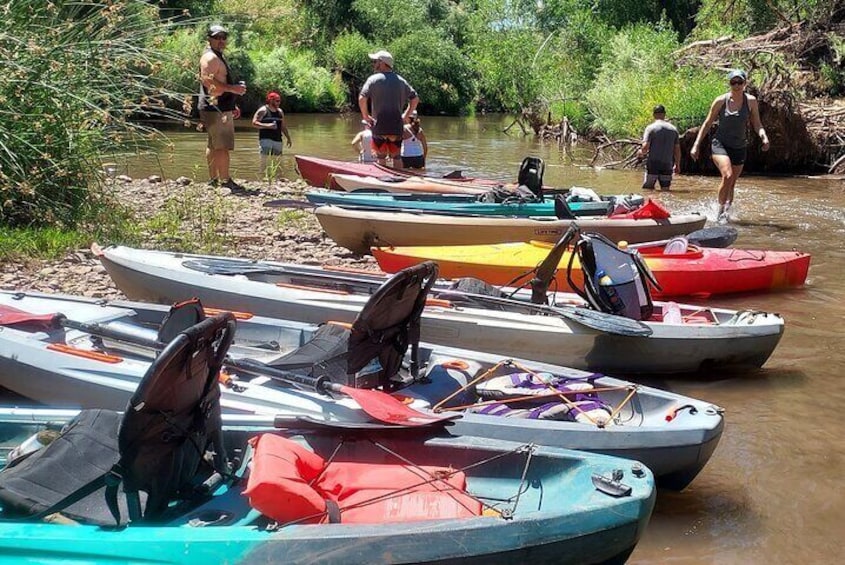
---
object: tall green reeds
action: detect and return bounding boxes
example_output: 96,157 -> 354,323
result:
0,0 -> 183,231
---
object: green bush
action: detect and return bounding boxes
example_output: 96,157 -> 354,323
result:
389,31 -> 477,115
332,31 -> 375,87
0,0 -> 182,229
251,47 -> 345,112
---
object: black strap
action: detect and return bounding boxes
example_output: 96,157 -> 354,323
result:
325,499 -> 342,523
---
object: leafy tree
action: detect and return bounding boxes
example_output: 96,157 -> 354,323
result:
389,30 -> 477,114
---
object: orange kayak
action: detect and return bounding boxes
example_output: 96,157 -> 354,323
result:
372,241 -> 812,298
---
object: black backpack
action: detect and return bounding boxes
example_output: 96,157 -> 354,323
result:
517,156 -> 545,199
567,232 -> 661,321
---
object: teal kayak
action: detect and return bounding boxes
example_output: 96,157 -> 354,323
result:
305,191 -> 643,217
0,407 -> 655,564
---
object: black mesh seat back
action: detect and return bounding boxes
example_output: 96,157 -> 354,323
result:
0,410 -> 123,525
517,157 -> 545,199
156,299 -> 205,343
348,261 -> 438,387
268,322 -> 351,384
119,312 -> 235,518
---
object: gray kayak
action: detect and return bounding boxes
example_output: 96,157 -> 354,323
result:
0,290 -> 723,489
96,244 -> 785,375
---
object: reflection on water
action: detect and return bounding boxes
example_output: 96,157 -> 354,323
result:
112,114 -> 845,563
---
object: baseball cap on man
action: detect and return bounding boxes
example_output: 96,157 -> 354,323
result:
208,24 -> 228,37
727,69 -> 747,81
368,50 -> 394,68
652,104 -> 666,115
266,92 -> 281,103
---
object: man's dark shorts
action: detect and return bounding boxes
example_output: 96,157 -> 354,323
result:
371,136 -> 401,157
643,163 -> 673,189
711,138 -> 747,165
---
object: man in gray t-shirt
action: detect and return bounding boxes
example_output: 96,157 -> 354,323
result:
638,105 -> 680,190
359,50 -> 419,167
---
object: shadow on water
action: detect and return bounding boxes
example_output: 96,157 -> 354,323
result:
622,367 -> 808,393
730,219 -> 802,231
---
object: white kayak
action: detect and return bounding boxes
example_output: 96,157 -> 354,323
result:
96,245 -> 785,375
0,289 -> 723,489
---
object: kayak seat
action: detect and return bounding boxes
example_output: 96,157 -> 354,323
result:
663,237 -> 689,255
259,262 -> 439,391
244,433 -> 481,525
553,194 -> 577,219
0,312 -> 237,525
517,156 -> 545,199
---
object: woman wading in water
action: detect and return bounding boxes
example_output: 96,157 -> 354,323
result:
690,69 -> 770,223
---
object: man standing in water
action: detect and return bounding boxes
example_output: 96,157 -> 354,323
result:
638,105 -> 680,191
199,24 -> 247,193
359,50 -> 418,168
690,69 -> 769,223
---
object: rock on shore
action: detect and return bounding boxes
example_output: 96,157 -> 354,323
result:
0,177 -> 380,299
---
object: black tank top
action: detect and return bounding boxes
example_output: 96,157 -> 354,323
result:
715,93 -> 749,148
257,107 -> 283,142
198,47 -> 237,112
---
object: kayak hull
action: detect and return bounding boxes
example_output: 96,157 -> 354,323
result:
372,241 -> 812,298
329,173 -> 490,195
315,205 -> 707,253
97,246 -> 785,375
294,155 -> 489,189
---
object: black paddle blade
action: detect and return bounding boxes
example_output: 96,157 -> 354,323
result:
555,306 -> 653,337
182,258 -> 276,276
687,226 -> 738,248
263,199 -> 315,209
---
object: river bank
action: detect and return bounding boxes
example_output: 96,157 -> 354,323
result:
0,177 -> 378,298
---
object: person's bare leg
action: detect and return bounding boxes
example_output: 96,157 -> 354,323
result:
259,152 -> 268,179
206,147 -> 215,180
392,154 -> 403,169
711,154 -> 735,208
216,149 -> 231,181
724,163 -> 744,206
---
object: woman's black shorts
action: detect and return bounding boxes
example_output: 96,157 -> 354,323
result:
711,138 -> 747,165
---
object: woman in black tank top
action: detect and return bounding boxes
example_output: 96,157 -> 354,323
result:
690,69 -> 770,223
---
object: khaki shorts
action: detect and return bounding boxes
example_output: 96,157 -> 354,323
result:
200,110 -> 235,151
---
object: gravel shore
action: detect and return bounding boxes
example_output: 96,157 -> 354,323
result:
1,176 -> 380,299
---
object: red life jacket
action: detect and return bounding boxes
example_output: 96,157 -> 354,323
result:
244,434 -> 482,525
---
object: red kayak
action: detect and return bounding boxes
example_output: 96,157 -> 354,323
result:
372,240 -> 812,298
294,155 -> 491,189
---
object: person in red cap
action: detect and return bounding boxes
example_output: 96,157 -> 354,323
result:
252,91 -> 292,179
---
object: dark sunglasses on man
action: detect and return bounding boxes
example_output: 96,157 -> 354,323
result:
212,33 -> 228,40
730,78 -> 745,85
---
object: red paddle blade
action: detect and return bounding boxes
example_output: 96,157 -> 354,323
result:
0,304 -> 58,329
339,385 -> 456,427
